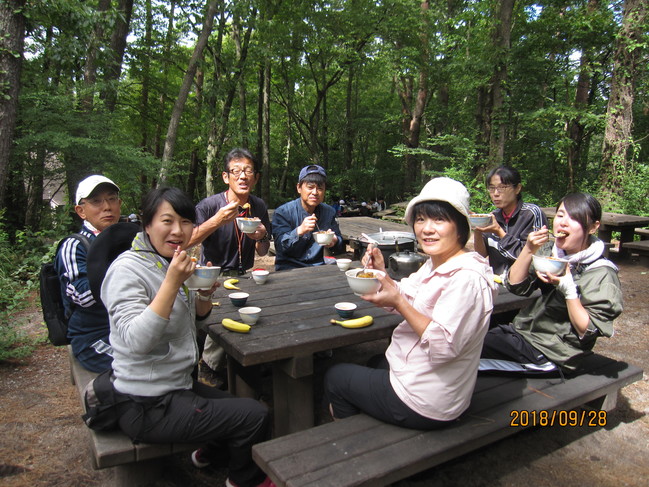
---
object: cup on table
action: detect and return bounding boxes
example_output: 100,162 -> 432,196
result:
336,258 -> 352,271
229,292 -> 249,307
238,306 -> 261,325
252,269 -> 270,285
334,302 -> 357,319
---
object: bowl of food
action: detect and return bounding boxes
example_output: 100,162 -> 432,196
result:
334,302 -> 357,319
229,292 -> 250,307
469,214 -> 493,228
251,269 -> 270,285
532,255 -> 568,276
185,265 -> 221,290
236,217 -> 261,234
314,230 -> 334,245
336,258 -> 352,271
345,268 -> 386,296
238,306 -> 261,325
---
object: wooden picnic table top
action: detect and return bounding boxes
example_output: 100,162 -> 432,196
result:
206,263 -> 537,368
336,216 -> 409,243
541,208 -> 649,228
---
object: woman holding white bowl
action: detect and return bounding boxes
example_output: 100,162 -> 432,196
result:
324,178 -> 498,429
480,192 -> 623,375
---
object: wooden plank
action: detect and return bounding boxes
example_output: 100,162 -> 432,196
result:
635,228 -> 649,240
253,355 -> 642,487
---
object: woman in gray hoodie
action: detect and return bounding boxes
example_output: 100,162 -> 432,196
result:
102,187 -> 274,487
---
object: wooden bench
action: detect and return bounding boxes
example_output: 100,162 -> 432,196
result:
252,353 -> 642,487
621,240 -> 649,266
68,348 -> 199,487
634,228 -> 649,240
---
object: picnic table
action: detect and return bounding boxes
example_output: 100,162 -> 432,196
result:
541,208 -> 649,259
206,263 -> 539,437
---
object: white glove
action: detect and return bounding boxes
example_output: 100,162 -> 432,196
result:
557,272 -> 578,300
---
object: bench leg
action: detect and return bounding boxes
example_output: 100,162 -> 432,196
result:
585,391 -> 618,412
113,458 -> 163,487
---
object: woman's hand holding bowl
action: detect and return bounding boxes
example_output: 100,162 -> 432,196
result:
361,272 -> 400,308
168,246 -> 196,287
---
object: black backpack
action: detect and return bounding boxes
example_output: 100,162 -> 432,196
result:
39,234 -> 91,346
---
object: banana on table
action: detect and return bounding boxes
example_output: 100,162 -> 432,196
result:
223,278 -> 240,290
330,315 -> 373,328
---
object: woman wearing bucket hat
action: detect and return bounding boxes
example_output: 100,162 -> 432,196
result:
324,177 -> 498,429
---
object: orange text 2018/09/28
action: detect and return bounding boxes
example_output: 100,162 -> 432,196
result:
509,409 -> 607,427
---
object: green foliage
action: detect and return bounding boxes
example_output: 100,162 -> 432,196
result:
620,163 -> 649,217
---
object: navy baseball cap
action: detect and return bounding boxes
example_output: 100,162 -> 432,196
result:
298,165 -> 327,183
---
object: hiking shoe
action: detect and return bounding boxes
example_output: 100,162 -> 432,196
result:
191,448 -> 211,468
225,476 -> 276,487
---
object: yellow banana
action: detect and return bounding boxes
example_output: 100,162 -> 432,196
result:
223,278 -> 240,290
242,203 -> 251,210
330,315 -> 374,329
222,318 -> 251,333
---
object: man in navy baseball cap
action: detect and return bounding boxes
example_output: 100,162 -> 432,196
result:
271,165 -> 344,270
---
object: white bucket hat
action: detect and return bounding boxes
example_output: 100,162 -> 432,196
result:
76,175 -> 120,205
404,177 -> 471,227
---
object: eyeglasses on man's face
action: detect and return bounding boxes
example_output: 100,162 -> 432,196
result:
487,184 -> 513,194
81,195 -> 120,207
228,167 -> 256,178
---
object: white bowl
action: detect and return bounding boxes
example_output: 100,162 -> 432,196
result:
532,255 -> 568,276
336,258 -> 352,271
314,231 -> 334,245
238,306 -> 261,325
185,265 -> 221,290
252,269 -> 270,285
236,217 -> 261,234
345,268 -> 386,296
469,214 -> 493,228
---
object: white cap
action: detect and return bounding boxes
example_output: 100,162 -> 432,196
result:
404,177 -> 470,227
75,175 -> 119,204
339,200 -> 345,204
361,202 -> 367,206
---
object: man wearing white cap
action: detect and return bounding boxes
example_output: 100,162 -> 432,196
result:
55,175 -> 121,372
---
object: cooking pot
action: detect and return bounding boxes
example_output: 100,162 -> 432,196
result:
389,250 -> 427,280
357,231 -> 416,265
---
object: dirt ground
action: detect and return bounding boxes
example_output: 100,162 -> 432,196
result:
1,249 -> 648,487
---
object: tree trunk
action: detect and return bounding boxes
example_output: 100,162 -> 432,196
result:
343,66 -> 355,171
81,0 -> 112,112
600,0 -> 646,209
487,0 -> 515,164
102,0 -> 135,111
396,1 -> 430,191
261,60 -> 271,202
159,0 -> 219,183
154,0 -> 176,160
0,0 -> 26,209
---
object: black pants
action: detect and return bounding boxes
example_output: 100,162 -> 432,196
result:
324,356 -> 450,431
118,381 -> 268,487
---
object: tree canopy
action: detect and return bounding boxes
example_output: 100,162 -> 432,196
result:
1,0 -> 647,234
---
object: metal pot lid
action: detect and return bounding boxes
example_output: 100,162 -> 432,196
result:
359,231 -> 415,245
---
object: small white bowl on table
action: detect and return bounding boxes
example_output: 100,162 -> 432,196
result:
236,217 -> 261,234
185,266 -> 221,290
238,306 -> 261,325
345,268 -> 386,296
532,255 -> 568,276
252,269 -> 270,285
336,258 -> 352,271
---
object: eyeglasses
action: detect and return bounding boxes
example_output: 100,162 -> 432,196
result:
81,195 -> 120,207
228,167 -> 255,178
487,184 -> 513,194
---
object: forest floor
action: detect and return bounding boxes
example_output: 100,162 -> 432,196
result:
1,247 -> 648,487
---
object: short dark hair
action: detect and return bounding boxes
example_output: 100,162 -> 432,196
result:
140,187 -> 196,228
299,173 -> 326,188
557,193 -> 601,232
411,201 -> 470,247
486,166 -> 522,200
224,148 -> 258,173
